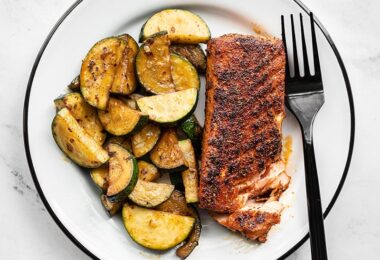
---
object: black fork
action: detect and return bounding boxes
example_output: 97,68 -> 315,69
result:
281,13 -> 328,260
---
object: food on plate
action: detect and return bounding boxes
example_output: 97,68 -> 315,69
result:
98,98 -> 148,136
50,7 -> 292,258
104,136 -> 132,152
137,160 -> 160,182
178,139 -> 199,203
90,164 -> 108,192
150,129 -> 187,173
136,32 -> 175,94
139,9 -> 211,44
131,124 -> 161,158
180,115 -> 202,152
106,143 -> 138,202
136,88 -> 198,125
80,37 -> 127,109
156,190 -> 201,258
199,34 -> 290,241
122,203 -> 195,250
128,180 -> 175,207
54,92 -> 106,145
52,108 -> 109,168
109,34 -> 139,95
170,44 -> 207,73
67,75 -> 80,90
170,53 -> 200,91
100,194 -> 123,216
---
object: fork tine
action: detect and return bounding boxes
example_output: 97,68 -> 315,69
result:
300,14 -> 310,76
290,14 -> 300,77
310,12 -> 321,77
281,15 -> 290,79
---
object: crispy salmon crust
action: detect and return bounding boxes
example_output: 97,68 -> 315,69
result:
199,34 -> 286,213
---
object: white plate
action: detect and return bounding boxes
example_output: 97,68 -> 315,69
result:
23,0 -> 355,259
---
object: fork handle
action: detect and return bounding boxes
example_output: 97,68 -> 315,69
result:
302,132 -> 328,260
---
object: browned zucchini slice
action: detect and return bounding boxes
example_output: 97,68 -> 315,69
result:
136,88 -> 198,125
80,37 -> 127,109
110,34 -> 139,95
139,9 -> 211,44
90,164 -> 108,192
122,204 -> 195,250
100,194 -> 123,216
170,44 -> 206,73
54,92 -> 106,145
170,53 -> 200,91
52,108 -> 109,168
128,180 -> 174,208
135,32 -> 175,94
137,160 -> 160,182
131,124 -> 161,158
178,139 -> 199,203
156,190 -> 201,259
68,75 -> 80,90
150,129 -> 187,172
106,143 -> 138,202
98,98 -> 148,136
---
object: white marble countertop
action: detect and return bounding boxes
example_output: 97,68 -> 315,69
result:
0,0 -> 378,259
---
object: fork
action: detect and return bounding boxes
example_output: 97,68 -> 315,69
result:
281,13 -> 328,260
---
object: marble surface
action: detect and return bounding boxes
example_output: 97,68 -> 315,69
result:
0,0 -> 378,259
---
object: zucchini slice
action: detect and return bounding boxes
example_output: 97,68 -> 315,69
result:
150,129 -> 187,172
120,97 -> 137,110
178,139 -> 199,203
104,136 -> 132,153
128,180 -> 174,208
139,9 -> 211,44
170,53 -> 200,91
131,124 -> 161,158
135,32 -> 175,94
122,204 -> 195,250
52,108 -> 109,168
106,143 -> 138,202
68,75 -> 80,91
138,160 -> 160,182
90,164 -> 108,192
170,44 -> 206,73
98,98 -> 148,136
110,34 -> 139,95
137,88 -> 198,125
80,37 -> 127,109
100,194 -> 123,216
155,190 -> 201,258
54,93 -> 106,145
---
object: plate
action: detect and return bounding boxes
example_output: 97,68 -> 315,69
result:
23,0 -> 355,259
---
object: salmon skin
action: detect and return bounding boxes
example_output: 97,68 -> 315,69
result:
199,34 -> 286,213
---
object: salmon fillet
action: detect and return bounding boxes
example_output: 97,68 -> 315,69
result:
199,34 -> 286,240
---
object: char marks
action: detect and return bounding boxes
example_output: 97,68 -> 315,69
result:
199,34 -> 285,213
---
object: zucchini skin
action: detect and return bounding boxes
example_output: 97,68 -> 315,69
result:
54,92 -> 107,145
139,9 -> 211,44
137,88 -> 199,127
67,75 -> 80,91
107,144 -> 139,202
170,44 -> 206,73
122,204 -> 195,250
107,155 -> 138,202
170,53 -> 200,91
52,108 -> 109,168
100,194 -> 123,216
80,37 -> 127,110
